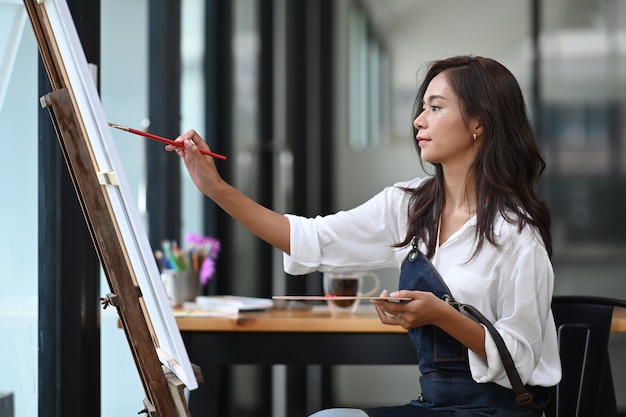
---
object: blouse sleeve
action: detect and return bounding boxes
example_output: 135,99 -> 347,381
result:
467,230 -> 561,388
282,179 -> 420,275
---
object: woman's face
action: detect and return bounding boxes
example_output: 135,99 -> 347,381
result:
413,72 -> 477,168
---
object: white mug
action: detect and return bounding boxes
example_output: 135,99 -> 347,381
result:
323,272 -> 380,315
161,269 -> 199,307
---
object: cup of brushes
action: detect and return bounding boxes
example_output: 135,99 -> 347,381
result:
156,234 -> 221,307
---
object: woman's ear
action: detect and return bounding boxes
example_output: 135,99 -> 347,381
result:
470,119 -> 483,138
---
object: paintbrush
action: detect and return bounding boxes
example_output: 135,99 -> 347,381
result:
108,122 -> 227,160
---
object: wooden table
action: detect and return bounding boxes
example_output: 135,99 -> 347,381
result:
178,305 -> 626,416
179,306 -> 414,416
177,304 -> 626,335
179,306 -> 415,366
177,307 -> 405,332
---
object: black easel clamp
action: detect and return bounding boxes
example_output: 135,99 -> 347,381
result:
100,293 -> 119,309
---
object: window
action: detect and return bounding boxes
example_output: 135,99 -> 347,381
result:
348,2 -> 390,149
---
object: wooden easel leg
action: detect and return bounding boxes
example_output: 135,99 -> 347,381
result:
142,365 -> 203,417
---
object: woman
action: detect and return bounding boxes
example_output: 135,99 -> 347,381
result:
166,55 -> 561,416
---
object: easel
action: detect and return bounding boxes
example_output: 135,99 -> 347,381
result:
24,1 -> 202,415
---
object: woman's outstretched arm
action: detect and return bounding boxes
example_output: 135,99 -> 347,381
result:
166,129 -> 291,254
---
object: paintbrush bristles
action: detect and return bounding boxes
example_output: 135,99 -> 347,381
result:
108,122 -> 129,131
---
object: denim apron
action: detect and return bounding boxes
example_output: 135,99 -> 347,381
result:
364,249 -> 545,417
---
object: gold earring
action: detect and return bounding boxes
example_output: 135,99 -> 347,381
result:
472,133 -> 477,140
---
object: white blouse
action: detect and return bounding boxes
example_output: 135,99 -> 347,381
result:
283,177 -> 562,389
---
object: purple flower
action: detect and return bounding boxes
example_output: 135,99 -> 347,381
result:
184,233 -> 221,285
199,258 -> 216,286
184,232 -> 207,246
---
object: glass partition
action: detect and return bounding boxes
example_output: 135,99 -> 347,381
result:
0,5 -> 38,415
348,1 -> 390,149
540,0 -> 626,293
540,3 -> 626,407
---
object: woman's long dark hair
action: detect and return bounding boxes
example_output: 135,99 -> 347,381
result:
397,56 -> 552,258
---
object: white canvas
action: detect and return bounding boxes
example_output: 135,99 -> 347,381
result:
24,0 -> 198,390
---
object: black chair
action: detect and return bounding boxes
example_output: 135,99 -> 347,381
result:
545,295 -> 626,417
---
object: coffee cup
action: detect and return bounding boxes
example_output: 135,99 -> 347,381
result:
323,272 -> 380,315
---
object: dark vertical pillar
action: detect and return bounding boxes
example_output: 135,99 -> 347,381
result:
531,0 -> 553,203
147,0 -> 182,248
257,0 -> 275,300
257,4 -> 275,417
317,3 -> 335,409
318,0 -> 334,219
204,0 -> 233,296
38,2 -> 101,417
38,62 -> 64,417
285,0 -> 307,224
283,0 -> 335,295
283,2 -> 309,366
530,0 -> 542,138
283,1 -> 311,405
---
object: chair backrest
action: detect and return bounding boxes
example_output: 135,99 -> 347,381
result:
545,295 -> 625,417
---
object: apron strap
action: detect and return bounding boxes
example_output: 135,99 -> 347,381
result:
448,300 -> 550,411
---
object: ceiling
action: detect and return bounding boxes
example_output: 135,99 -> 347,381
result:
357,0 -> 533,86
357,0 -> 623,99
358,0 -> 428,41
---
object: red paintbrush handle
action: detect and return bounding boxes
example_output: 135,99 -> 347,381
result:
125,126 -> 227,160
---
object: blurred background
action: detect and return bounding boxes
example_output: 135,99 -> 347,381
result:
1,0 -> 625,416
